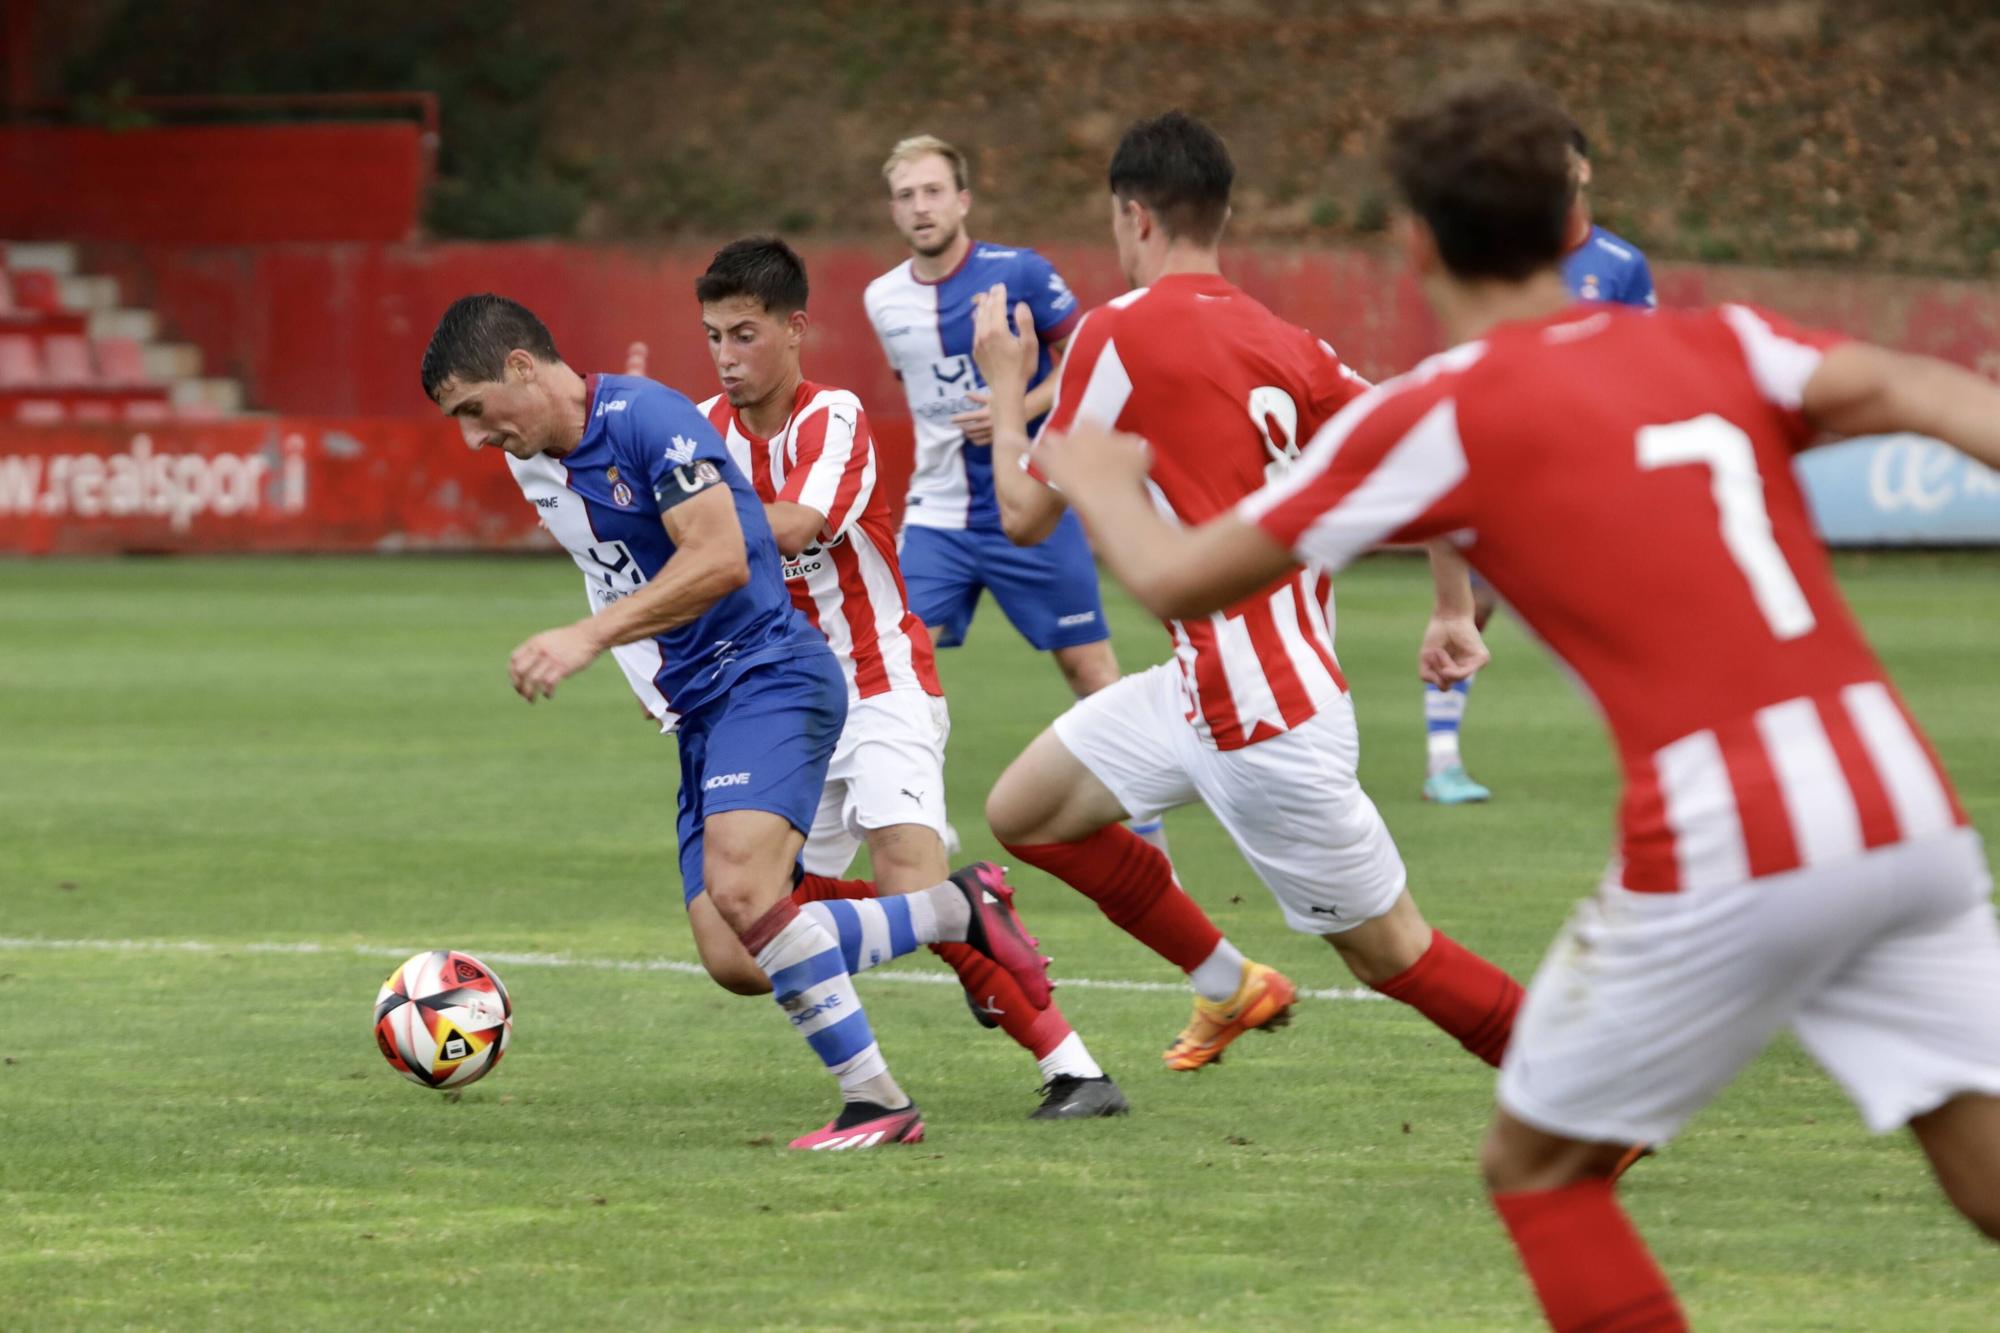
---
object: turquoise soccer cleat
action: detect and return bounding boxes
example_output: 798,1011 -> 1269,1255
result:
1423,764 -> 1493,804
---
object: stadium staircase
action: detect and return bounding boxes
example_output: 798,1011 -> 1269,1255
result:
0,241 -> 243,424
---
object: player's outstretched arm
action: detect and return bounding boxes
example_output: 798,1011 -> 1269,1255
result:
1039,422 -> 1296,620
970,285 -> 1069,546
1803,343 -> 2000,469
506,486 -> 748,701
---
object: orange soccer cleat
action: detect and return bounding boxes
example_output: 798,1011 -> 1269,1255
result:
1163,960 -> 1297,1071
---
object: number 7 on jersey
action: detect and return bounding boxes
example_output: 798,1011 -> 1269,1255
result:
1636,414 -> 1816,641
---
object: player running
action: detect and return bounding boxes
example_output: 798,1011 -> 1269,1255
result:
864,136 -> 1168,853
1421,114 -> 1660,806
688,236 -> 1126,1119
420,295 -> 1054,1149
972,111 -> 1525,1077
1035,81 -> 2000,1330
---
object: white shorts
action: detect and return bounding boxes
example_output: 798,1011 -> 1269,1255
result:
1051,663 -> 1406,935
800,689 -> 951,877
1498,828 -> 2000,1145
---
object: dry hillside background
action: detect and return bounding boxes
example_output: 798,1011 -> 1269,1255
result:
40,0 -> 2000,274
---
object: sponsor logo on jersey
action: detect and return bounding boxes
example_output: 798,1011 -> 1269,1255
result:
975,246 -> 1019,260
916,397 -> 977,421
703,771 -> 752,790
594,398 -> 629,417
665,433 -> 699,466
1056,611 -> 1098,627
532,496 -> 559,509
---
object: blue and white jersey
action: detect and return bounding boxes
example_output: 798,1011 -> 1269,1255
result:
1563,224 -> 1657,309
505,373 -> 827,731
864,241 -> 1083,530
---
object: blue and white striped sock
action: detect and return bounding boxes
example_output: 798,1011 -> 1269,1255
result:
799,893 -> 941,976
1425,676 -> 1474,777
754,912 -> 888,1094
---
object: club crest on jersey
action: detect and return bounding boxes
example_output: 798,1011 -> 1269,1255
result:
665,433 -> 698,466
612,481 -> 634,506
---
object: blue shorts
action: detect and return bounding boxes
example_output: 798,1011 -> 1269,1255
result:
674,650 -> 847,905
901,508 -> 1109,652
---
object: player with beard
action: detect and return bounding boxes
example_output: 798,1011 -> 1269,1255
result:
864,135 -> 1169,855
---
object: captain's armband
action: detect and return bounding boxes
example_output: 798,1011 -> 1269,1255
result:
653,460 -> 726,513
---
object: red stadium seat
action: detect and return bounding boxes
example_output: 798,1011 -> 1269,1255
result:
123,398 -> 173,423
13,398 -> 64,424
10,269 -> 65,314
41,334 -> 96,385
95,337 -> 151,384
70,398 -> 117,423
0,270 -> 13,314
0,333 -> 43,386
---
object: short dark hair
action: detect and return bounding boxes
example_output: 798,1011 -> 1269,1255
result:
1569,123 -> 1590,157
420,294 -> 559,401
694,236 -> 810,314
1107,110 -> 1234,246
1386,79 -> 1576,282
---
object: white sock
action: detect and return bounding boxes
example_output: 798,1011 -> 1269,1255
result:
1188,938 -> 1248,1003
1036,1031 -> 1104,1082
1129,817 -> 1170,857
1425,678 -> 1472,777
1426,728 -> 1462,777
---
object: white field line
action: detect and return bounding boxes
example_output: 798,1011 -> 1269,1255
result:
0,935 -> 1385,1002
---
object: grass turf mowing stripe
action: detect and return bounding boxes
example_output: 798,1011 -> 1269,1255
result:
0,935 -> 1388,1001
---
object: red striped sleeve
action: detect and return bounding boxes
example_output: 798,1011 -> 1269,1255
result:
781,395 -> 873,537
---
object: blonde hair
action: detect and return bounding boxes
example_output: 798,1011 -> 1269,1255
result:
881,135 -> 968,193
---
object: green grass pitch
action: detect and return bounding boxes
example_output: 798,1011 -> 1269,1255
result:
3,552 -> 1996,1329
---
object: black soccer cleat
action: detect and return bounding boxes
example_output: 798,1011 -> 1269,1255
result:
1029,1074 -> 1132,1120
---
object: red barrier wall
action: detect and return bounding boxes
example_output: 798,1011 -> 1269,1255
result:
87,241 -> 2000,426
1,125 -> 424,244
17,240 -> 1993,555
0,418 -> 536,555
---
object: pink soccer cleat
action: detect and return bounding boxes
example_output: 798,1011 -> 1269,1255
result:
788,1101 -> 926,1151
949,862 -> 1053,1010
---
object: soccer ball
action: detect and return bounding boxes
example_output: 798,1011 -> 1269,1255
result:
373,950 -> 513,1089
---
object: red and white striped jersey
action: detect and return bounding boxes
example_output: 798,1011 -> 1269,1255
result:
1036,272 -> 1371,750
701,381 -> 942,702
1242,302 -> 1968,892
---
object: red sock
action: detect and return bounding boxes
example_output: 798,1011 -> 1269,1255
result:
931,943 -> 1075,1058
1372,930 -> 1522,1066
793,874 -> 877,903
1492,1179 -> 1685,1332
1002,827 -> 1222,973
